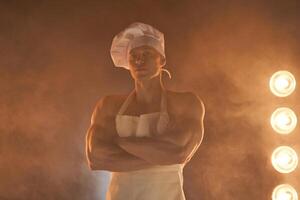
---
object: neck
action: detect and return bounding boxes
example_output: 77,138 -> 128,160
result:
134,74 -> 164,104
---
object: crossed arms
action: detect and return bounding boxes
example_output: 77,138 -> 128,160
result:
85,93 -> 205,172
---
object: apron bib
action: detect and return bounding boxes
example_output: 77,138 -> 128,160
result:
106,89 -> 186,200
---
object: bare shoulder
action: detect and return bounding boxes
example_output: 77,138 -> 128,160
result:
90,93 -> 128,126
94,94 -> 127,116
166,89 -> 205,119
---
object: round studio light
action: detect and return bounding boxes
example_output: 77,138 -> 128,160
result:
270,71 -> 296,97
272,184 -> 298,200
271,107 -> 297,134
271,146 -> 298,174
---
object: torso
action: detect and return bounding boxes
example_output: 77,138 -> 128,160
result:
123,95 -> 161,116
101,89 -> 197,138
104,89 -> 193,116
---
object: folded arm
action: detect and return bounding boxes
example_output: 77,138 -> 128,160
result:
116,94 -> 205,165
85,96 -> 155,172
86,124 -> 155,172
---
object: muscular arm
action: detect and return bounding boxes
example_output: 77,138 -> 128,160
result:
85,96 -> 155,172
116,93 -> 205,165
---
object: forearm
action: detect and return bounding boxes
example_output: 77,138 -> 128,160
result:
89,143 -> 155,172
115,114 -> 203,165
89,150 -> 155,172
90,142 -> 124,157
116,137 -> 184,165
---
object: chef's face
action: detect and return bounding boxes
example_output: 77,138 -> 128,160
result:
128,45 -> 165,81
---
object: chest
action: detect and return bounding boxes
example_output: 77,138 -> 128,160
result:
116,112 -> 162,138
124,100 -> 161,116
113,91 -> 185,138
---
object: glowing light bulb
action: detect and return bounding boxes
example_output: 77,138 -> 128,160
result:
271,107 -> 297,134
272,184 -> 298,200
271,146 -> 298,174
270,71 -> 296,97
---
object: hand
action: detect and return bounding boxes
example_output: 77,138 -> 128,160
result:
154,112 -> 171,137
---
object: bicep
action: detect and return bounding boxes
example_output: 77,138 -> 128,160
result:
182,95 -> 205,160
86,97 -> 119,158
86,123 -> 119,154
154,93 -> 205,157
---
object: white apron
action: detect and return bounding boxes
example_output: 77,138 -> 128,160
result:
106,89 -> 186,200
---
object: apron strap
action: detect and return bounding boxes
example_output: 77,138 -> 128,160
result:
160,87 -> 168,113
117,90 -> 135,115
117,88 -> 168,116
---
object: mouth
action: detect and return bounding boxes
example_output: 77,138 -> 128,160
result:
134,68 -> 147,72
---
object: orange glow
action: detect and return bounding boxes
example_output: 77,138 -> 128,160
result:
271,146 -> 298,174
272,184 -> 298,200
270,107 -> 297,134
269,71 -> 296,97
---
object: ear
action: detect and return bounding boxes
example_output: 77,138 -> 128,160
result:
160,56 -> 166,66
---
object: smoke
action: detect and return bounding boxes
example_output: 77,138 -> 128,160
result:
176,1 -> 300,199
1,0 -> 300,199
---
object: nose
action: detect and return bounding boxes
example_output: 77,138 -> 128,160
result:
135,59 -> 144,65
135,56 -> 145,66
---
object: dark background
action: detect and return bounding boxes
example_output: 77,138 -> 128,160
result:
1,0 -> 300,199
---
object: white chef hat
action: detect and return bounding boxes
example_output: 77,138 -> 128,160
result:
110,22 -> 171,78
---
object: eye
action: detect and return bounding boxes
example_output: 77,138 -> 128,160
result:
143,51 -> 155,58
129,53 -> 138,60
